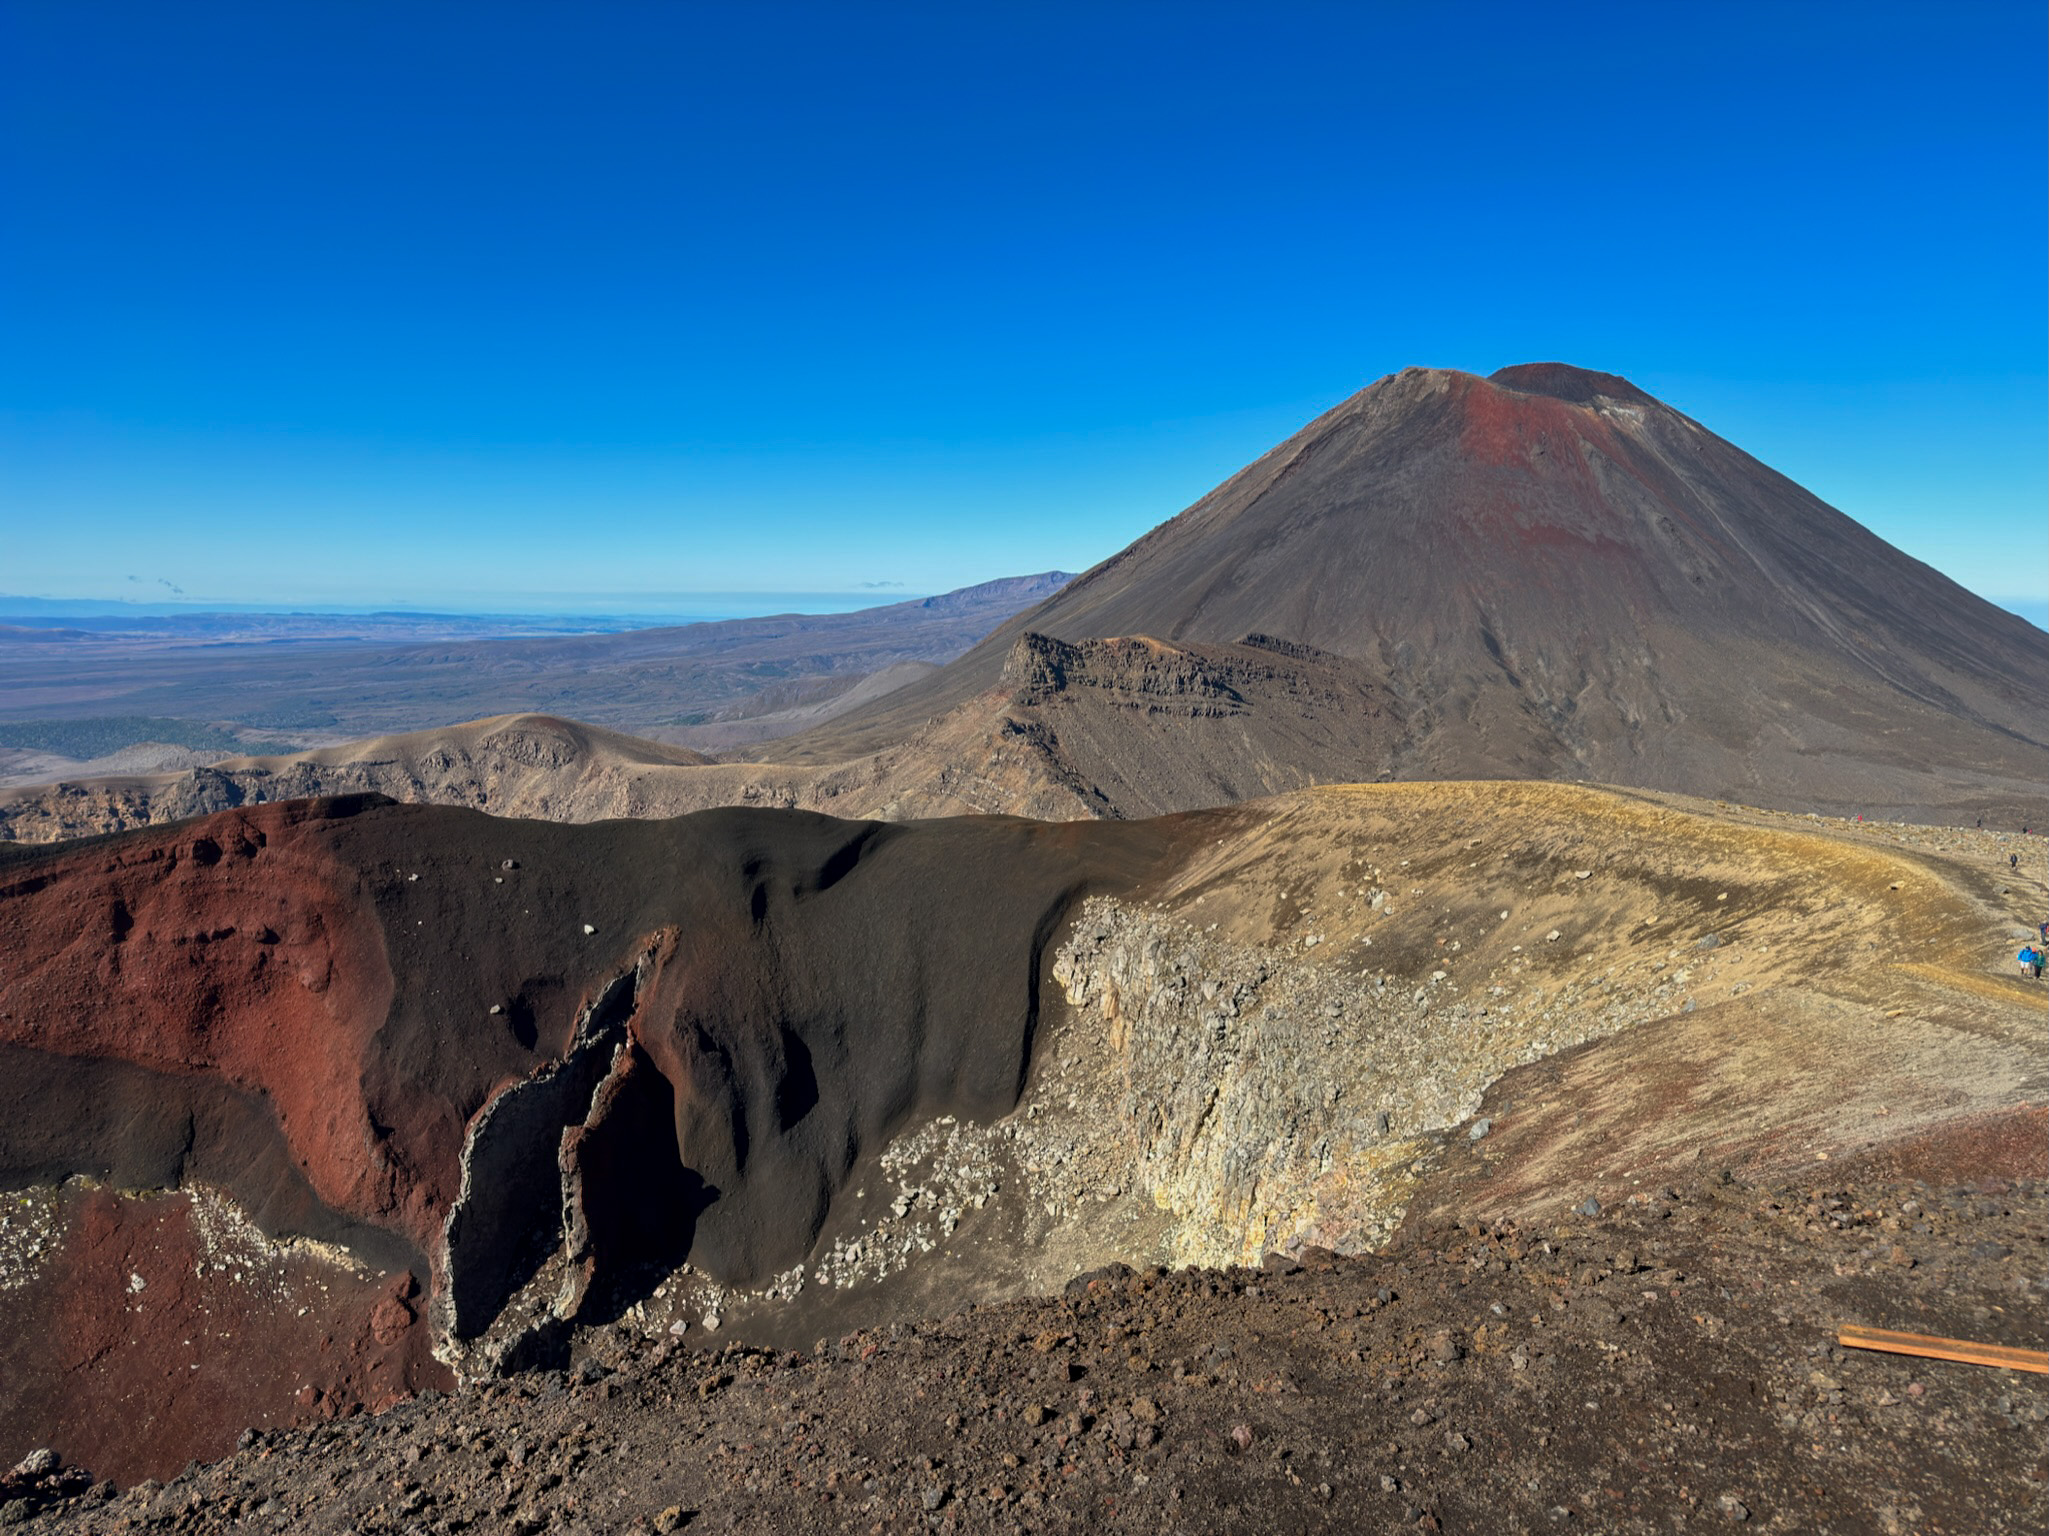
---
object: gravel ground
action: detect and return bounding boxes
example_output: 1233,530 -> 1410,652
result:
6,1169 -> 2040,1535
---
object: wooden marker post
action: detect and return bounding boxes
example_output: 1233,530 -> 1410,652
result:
1837,1325 -> 2049,1374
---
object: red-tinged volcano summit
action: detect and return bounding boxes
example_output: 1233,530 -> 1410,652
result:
790,363 -> 2046,818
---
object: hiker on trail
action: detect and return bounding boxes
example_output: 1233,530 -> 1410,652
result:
2013,854 -> 2021,869
2021,947 -> 2044,981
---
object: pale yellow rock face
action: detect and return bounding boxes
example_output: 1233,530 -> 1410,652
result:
1031,782 -> 2045,1270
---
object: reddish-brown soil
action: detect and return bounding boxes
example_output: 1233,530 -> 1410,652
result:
0,1185 -> 447,1484
0,800 -> 427,1248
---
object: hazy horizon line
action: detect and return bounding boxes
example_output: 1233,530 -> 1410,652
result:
1,581 -> 2039,631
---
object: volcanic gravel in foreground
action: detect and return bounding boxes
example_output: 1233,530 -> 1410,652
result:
6,1172 -> 2042,1535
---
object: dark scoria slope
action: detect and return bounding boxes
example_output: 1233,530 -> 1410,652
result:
0,796 -> 1173,1292
788,364 -> 2046,819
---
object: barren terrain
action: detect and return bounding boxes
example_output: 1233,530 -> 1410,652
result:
7,1160 -> 2044,1535
2,363 -> 2044,1532
1,781 -> 2040,1524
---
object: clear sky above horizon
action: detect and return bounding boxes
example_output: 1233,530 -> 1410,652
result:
2,2 -> 2044,617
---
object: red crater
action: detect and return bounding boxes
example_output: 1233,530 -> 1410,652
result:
0,794 -> 1174,1481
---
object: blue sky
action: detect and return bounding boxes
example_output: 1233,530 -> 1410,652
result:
2,2 -> 2043,618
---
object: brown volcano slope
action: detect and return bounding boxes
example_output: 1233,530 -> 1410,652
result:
779,363 -> 2048,821
2,784 -> 2040,1480
803,632 -> 1408,820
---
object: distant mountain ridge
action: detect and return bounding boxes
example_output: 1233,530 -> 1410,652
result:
0,572 -> 1074,745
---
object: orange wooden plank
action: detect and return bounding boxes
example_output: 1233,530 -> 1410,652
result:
1838,1324 -> 2049,1374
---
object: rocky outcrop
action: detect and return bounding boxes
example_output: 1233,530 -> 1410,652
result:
1002,634 -> 1248,714
1046,898 -> 1692,1265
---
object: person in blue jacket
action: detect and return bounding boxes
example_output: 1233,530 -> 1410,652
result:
2020,945 -> 2044,980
